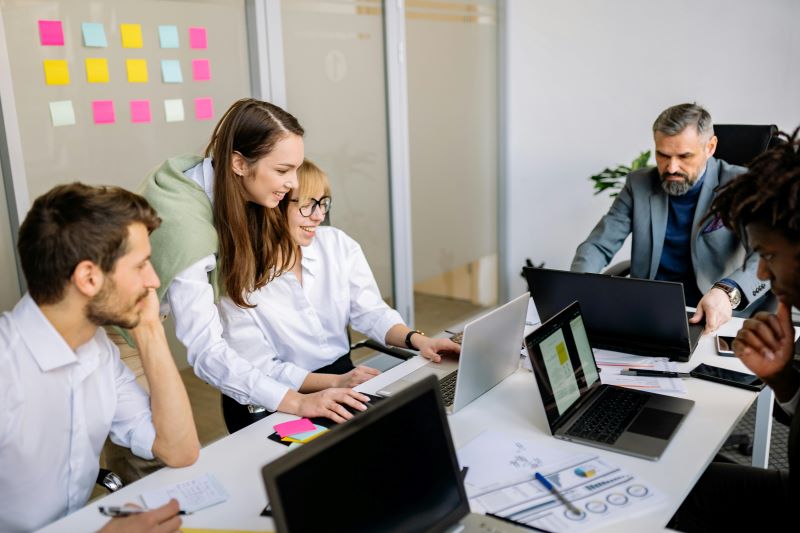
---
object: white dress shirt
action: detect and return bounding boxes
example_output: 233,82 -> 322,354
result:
219,226 -> 405,388
160,158 -> 290,411
0,295 -> 156,532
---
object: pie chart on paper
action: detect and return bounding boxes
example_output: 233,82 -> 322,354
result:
575,466 -> 597,478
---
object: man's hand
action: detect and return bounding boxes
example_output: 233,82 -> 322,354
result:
416,337 -> 462,363
690,287 -> 733,333
335,365 -> 381,388
295,388 -> 371,423
132,287 -> 161,330
733,302 -> 799,403
99,500 -> 181,533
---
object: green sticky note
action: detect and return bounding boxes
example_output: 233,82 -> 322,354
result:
164,99 -> 184,122
49,100 -> 75,127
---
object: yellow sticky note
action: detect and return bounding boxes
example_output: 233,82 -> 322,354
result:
85,58 -> 109,83
556,342 -> 568,364
120,23 -> 143,48
126,59 -> 148,83
43,59 -> 69,85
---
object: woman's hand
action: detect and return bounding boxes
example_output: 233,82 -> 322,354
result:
335,365 -> 381,388
416,337 -> 461,363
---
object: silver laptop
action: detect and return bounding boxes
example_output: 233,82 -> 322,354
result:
376,293 -> 529,414
526,301 -> 694,461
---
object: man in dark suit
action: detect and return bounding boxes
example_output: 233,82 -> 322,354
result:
671,129 -> 800,531
572,103 -> 768,333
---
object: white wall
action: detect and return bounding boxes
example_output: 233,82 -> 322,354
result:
503,0 -> 800,296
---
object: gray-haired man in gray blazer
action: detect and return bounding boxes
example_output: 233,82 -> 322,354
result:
571,103 -> 768,333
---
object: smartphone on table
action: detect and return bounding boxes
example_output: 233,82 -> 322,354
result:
690,363 -> 765,391
716,335 -> 736,356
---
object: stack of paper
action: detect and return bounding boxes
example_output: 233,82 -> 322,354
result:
140,473 -> 227,514
594,349 -> 688,396
273,418 -> 328,447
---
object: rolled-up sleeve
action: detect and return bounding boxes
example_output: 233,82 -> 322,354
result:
167,255 -> 290,411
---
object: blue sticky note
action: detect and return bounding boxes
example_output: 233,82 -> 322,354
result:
82,22 -> 107,47
161,59 -> 183,83
158,25 -> 179,48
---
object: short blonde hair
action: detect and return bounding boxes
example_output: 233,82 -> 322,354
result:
296,159 -> 332,204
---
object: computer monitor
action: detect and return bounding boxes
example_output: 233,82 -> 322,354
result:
261,376 -> 469,533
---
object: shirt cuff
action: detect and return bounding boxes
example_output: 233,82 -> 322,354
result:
251,379 -> 291,412
372,309 -> 406,346
778,384 -> 800,417
278,363 -> 311,391
129,418 -> 157,460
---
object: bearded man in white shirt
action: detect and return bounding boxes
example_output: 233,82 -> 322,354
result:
0,183 -> 199,532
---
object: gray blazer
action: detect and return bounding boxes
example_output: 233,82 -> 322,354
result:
571,157 -> 768,310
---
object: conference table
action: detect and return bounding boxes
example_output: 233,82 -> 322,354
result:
41,314 -> 773,532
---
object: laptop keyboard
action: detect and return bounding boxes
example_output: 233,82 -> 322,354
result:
440,370 -> 459,407
566,387 -> 649,444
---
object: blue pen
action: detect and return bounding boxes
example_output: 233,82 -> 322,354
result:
534,472 -> 581,516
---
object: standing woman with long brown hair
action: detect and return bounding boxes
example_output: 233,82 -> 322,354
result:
141,98 -> 371,433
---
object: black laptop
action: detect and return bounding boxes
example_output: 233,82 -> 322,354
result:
525,301 -> 694,460
261,376 -> 527,533
524,267 -> 703,362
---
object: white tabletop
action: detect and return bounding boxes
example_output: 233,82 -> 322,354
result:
40,317 -> 761,532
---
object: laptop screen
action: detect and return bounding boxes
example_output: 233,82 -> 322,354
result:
524,267 -> 691,353
262,376 -> 469,533
525,301 -> 602,430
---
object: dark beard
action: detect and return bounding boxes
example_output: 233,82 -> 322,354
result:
85,279 -> 145,329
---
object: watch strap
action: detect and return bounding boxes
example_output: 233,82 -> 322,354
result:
405,330 -> 424,350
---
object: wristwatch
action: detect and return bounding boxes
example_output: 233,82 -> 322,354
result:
713,282 -> 742,310
405,330 -> 425,350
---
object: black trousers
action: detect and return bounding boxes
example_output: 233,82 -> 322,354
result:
221,353 -> 355,434
668,461 -> 792,532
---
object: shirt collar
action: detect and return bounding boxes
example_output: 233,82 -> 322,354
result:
300,235 -> 320,278
13,293 -> 88,372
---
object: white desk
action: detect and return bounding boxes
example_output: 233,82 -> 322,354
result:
41,317 -> 765,532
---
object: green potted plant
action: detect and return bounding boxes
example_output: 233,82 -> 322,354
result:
590,150 -> 652,197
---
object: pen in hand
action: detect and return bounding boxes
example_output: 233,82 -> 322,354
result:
98,505 -> 190,517
534,472 -> 581,516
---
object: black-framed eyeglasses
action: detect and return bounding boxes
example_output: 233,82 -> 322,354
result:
290,196 -> 332,217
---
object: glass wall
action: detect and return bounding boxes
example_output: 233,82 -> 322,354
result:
406,0 -> 499,332
281,0 -> 394,298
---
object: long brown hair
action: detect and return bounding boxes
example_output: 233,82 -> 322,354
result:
206,98 -> 304,307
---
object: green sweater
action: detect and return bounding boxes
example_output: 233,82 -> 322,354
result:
117,155 -> 221,346
141,155 -> 221,302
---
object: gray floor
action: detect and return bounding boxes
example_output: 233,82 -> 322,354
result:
720,402 -> 790,470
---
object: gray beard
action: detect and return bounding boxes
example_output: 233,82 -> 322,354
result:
661,179 -> 693,196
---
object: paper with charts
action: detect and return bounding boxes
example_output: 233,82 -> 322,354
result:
457,430 -> 664,532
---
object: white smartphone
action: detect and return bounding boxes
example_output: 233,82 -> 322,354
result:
715,335 -> 736,356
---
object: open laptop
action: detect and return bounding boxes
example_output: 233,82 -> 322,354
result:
525,301 -> 694,460
262,376 -> 527,533
375,292 -> 529,414
524,267 -> 703,362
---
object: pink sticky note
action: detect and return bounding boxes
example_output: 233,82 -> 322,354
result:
274,418 -> 316,438
189,26 -> 207,49
39,20 -> 64,46
194,97 -> 213,120
130,100 -> 151,123
92,100 -> 115,124
192,58 -> 211,81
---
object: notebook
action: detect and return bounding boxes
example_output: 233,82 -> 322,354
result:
375,293 -> 529,414
261,376 -> 527,532
524,267 -> 703,362
525,301 -> 694,460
